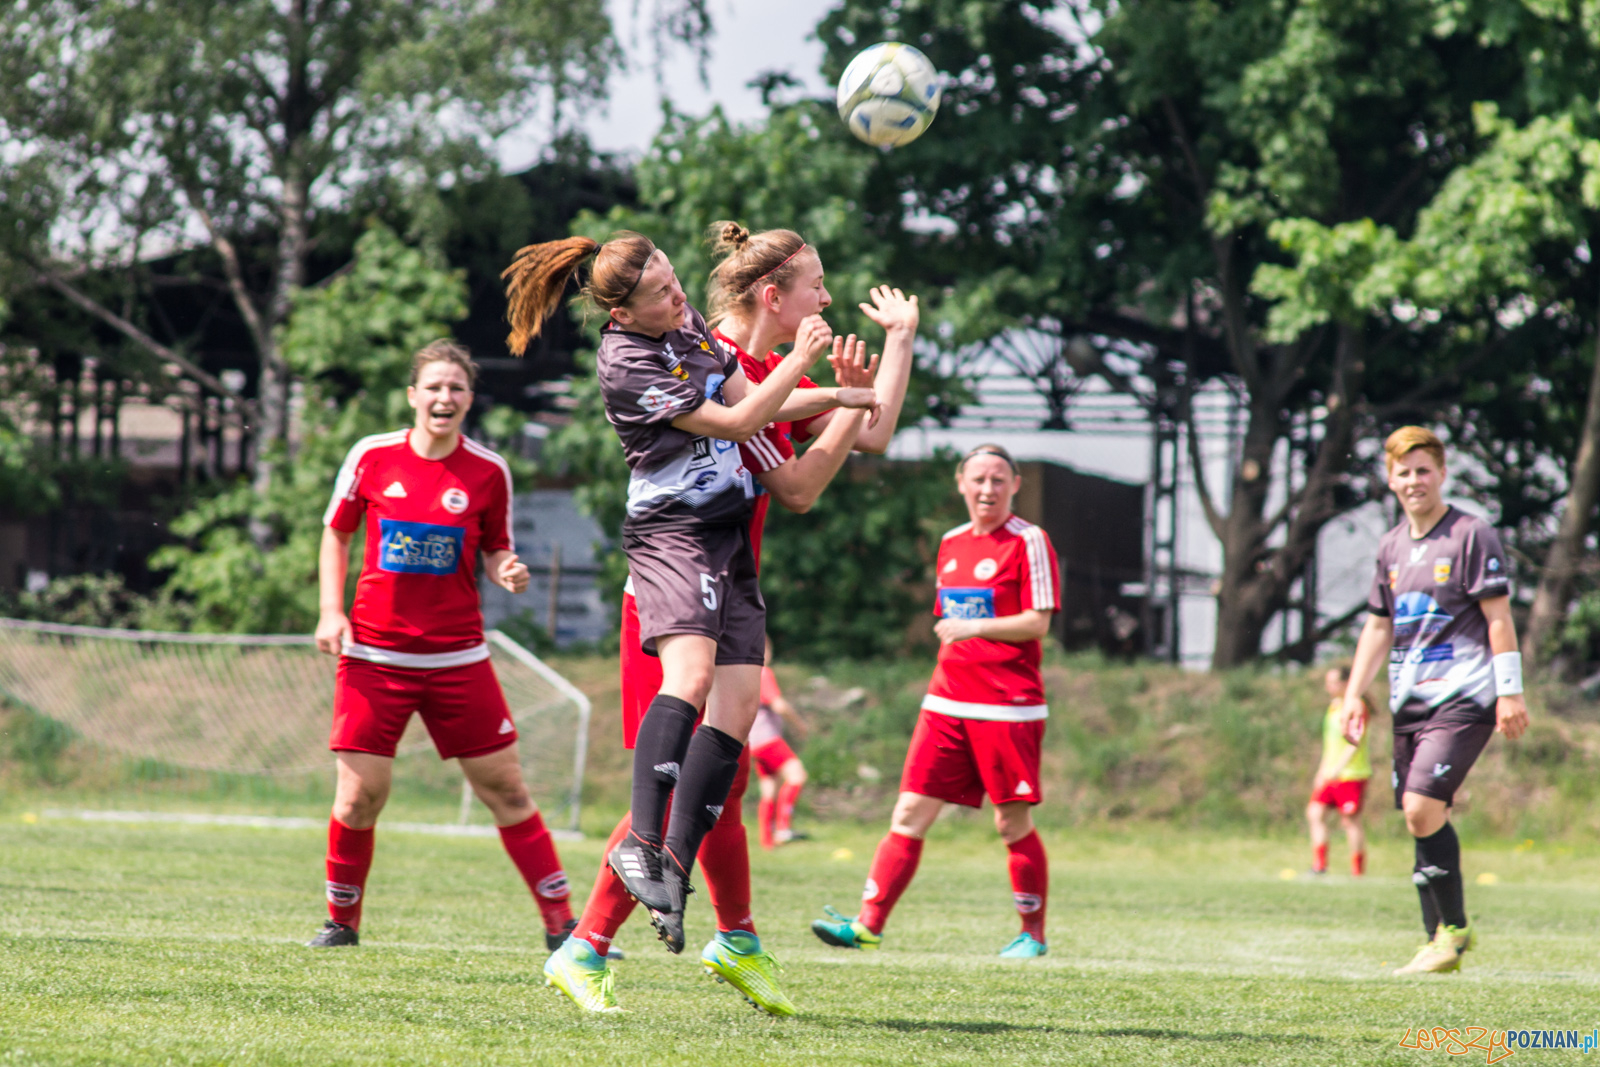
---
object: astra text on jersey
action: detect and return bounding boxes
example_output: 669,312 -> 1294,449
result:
324,431 -> 513,668
924,516 -> 1061,721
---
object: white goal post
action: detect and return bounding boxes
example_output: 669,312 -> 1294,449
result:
0,618 -> 591,832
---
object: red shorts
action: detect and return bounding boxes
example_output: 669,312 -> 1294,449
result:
1311,777 -> 1368,815
331,656 -> 516,761
900,709 -> 1044,808
753,738 -> 799,777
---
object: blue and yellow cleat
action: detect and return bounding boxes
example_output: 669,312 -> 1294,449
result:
543,936 -> 621,1013
701,931 -> 797,1016
809,905 -> 882,951
998,932 -> 1048,959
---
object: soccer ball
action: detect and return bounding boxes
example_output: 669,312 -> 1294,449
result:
836,42 -> 942,149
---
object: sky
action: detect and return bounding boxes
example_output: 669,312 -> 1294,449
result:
499,0 -> 836,166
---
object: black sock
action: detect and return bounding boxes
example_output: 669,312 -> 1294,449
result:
662,725 -> 744,879
629,695 -> 699,848
1414,822 -> 1466,934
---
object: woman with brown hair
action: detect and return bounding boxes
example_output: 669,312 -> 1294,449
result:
501,232 -> 869,1000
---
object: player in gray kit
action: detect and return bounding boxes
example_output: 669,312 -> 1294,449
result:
500,232 -> 867,952
1340,426 -> 1528,975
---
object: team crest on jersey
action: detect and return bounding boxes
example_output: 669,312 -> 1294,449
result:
637,386 -> 683,413
378,519 -> 463,575
440,487 -> 469,514
664,351 -> 690,381
940,587 -> 995,620
1433,558 -> 1452,584
1387,566 -> 1398,591
973,558 -> 999,581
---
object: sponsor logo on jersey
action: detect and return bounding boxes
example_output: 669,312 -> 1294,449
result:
1013,892 -> 1042,915
862,877 -> 880,901
1488,557 -> 1501,571
326,881 -> 362,906
1392,592 -> 1452,641
703,373 -> 726,401
378,519 -> 463,575
441,487 -> 469,514
1409,545 -> 1428,565
1433,557 -> 1452,584
1015,780 -> 1033,795
973,558 -> 999,581
942,558 -> 958,575
498,718 -> 514,735
637,386 -> 683,413
383,480 -> 408,498
536,872 -> 570,900
1388,566 -> 1398,590
939,587 -> 996,620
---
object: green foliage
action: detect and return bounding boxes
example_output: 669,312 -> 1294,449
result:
761,456 -> 966,660
147,226 -> 468,632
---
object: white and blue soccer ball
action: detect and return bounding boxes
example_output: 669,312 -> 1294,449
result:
835,42 -> 942,149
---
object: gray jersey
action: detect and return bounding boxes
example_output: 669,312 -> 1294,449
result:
1367,507 -> 1510,733
596,306 -> 754,530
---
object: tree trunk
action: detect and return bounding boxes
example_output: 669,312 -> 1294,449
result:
1523,326 -> 1600,667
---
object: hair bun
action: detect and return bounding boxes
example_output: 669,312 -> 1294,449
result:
720,222 -> 750,247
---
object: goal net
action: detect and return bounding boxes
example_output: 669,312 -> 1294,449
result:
0,619 -> 590,832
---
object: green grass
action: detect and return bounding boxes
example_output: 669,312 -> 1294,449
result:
5,813 -> 1599,1065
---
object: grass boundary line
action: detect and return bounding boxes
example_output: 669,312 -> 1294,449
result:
38,808 -> 583,840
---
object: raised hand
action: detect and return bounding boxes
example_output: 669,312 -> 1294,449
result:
793,313 -> 835,365
859,286 -> 919,334
829,334 -> 880,388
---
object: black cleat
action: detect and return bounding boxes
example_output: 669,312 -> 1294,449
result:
546,917 -> 579,952
607,833 -> 675,913
307,920 -> 359,947
646,852 -> 692,955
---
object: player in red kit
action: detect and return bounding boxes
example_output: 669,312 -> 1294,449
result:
306,341 -> 574,950
543,223 -> 918,1014
813,443 -> 1059,959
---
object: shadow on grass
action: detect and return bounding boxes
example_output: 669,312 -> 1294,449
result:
866,1019 -> 1326,1045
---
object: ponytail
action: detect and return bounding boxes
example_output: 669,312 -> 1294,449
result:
501,231 -> 658,355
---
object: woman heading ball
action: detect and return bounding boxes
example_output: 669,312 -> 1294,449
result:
500,231 -> 866,965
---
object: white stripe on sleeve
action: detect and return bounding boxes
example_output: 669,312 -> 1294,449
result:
1022,525 -> 1055,610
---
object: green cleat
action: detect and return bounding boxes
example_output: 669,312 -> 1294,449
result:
544,936 -> 621,1013
810,905 -> 882,951
998,932 -> 1048,958
701,931 -> 797,1017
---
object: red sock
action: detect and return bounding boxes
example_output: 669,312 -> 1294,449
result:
701,747 -> 756,934
776,781 -> 803,836
1352,850 -> 1366,877
1007,830 -> 1048,942
858,832 -> 923,934
757,797 -> 776,850
497,811 -> 574,937
572,814 -> 638,955
326,818 -> 374,930
1312,842 -> 1329,873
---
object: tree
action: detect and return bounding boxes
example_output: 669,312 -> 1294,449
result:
147,225 -> 467,632
819,0 -> 1600,666
0,0 -> 703,544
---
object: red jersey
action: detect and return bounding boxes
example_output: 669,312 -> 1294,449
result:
924,515 -> 1061,720
324,430 -> 513,668
714,330 -> 822,563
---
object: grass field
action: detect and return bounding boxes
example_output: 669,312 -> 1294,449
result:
5,812 -> 1599,1066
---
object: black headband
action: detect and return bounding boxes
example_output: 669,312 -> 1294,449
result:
614,247 -> 658,307
959,446 -> 1019,474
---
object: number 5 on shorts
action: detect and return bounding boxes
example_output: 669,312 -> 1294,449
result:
700,572 -> 718,611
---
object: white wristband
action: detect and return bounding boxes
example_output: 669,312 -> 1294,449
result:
1493,651 -> 1524,696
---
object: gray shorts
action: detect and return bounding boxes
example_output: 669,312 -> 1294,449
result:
1392,706 -> 1495,808
622,523 -> 766,666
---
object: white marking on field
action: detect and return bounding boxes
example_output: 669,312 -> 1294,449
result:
41,809 -> 581,840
